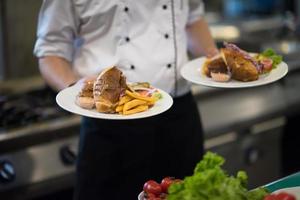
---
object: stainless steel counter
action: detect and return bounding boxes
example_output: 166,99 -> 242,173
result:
193,82 -> 287,137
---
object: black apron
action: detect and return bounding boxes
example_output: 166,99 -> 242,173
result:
74,92 -> 204,200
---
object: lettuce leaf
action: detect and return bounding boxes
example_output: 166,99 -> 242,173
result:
261,48 -> 283,68
167,152 -> 269,200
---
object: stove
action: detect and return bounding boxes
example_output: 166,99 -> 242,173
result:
0,86 -> 70,132
0,86 -> 81,200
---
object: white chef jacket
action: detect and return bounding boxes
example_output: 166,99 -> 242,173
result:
34,0 -> 204,97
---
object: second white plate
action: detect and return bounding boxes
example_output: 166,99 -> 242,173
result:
181,57 -> 288,88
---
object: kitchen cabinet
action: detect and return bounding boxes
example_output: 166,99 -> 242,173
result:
204,117 -> 284,189
193,82 -> 287,188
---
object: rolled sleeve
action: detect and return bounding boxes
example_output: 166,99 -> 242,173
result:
188,0 -> 205,25
34,0 -> 79,62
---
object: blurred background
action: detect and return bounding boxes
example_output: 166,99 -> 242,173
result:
1,0 -> 300,199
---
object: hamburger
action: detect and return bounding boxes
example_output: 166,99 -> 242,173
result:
76,66 -> 127,113
93,66 -> 127,113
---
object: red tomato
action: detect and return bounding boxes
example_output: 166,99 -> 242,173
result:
261,58 -> 273,71
160,177 -> 175,193
275,192 -> 296,200
143,192 -> 156,199
137,90 -> 149,97
143,180 -> 162,196
264,194 -> 277,200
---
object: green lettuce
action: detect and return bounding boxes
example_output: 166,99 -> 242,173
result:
261,48 -> 283,68
167,152 -> 269,200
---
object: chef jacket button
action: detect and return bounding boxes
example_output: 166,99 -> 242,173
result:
164,34 -> 169,39
167,64 -> 172,68
131,65 -> 135,70
124,7 -> 129,12
162,5 -> 167,10
125,37 -> 130,42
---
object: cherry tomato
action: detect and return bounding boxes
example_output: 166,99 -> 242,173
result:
275,192 -> 296,200
143,180 -> 162,196
264,194 -> 277,200
137,90 -> 149,97
261,58 -> 273,71
160,177 -> 175,193
143,192 -> 156,199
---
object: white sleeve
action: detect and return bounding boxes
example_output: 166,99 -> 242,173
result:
188,0 -> 205,25
33,0 -> 79,62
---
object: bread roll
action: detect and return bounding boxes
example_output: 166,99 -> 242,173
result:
75,96 -> 95,109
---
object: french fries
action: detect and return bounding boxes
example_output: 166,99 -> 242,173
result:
123,99 -> 147,111
116,90 -> 159,115
125,90 -> 156,104
115,105 -> 124,112
123,105 -> 148,115
118,95 -> 132,106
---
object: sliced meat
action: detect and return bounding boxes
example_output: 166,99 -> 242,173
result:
93,66 -> 127,113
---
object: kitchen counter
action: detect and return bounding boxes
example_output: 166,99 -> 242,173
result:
191,68 -> 300,137
192,82 -> 287,137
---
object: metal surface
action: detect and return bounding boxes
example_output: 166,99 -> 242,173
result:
0,136 -> 77,191
194,83 -> 287,136
0,116 -> 80,143
0,134 -> 79,199
0,83 -> 81,199
205,116 -> 285,188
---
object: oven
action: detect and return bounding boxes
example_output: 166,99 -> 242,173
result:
0,84 -> 81,200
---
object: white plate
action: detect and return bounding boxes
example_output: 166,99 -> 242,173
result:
181,57 -> 288,88
56,83 -> 173,120
138,192 -> 143,200
272,186 -> 300,199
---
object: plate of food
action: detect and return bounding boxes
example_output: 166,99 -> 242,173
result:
56,66 -> 173,120
181,42 -> 288,88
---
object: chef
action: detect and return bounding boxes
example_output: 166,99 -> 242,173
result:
34,0 -> 218,199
